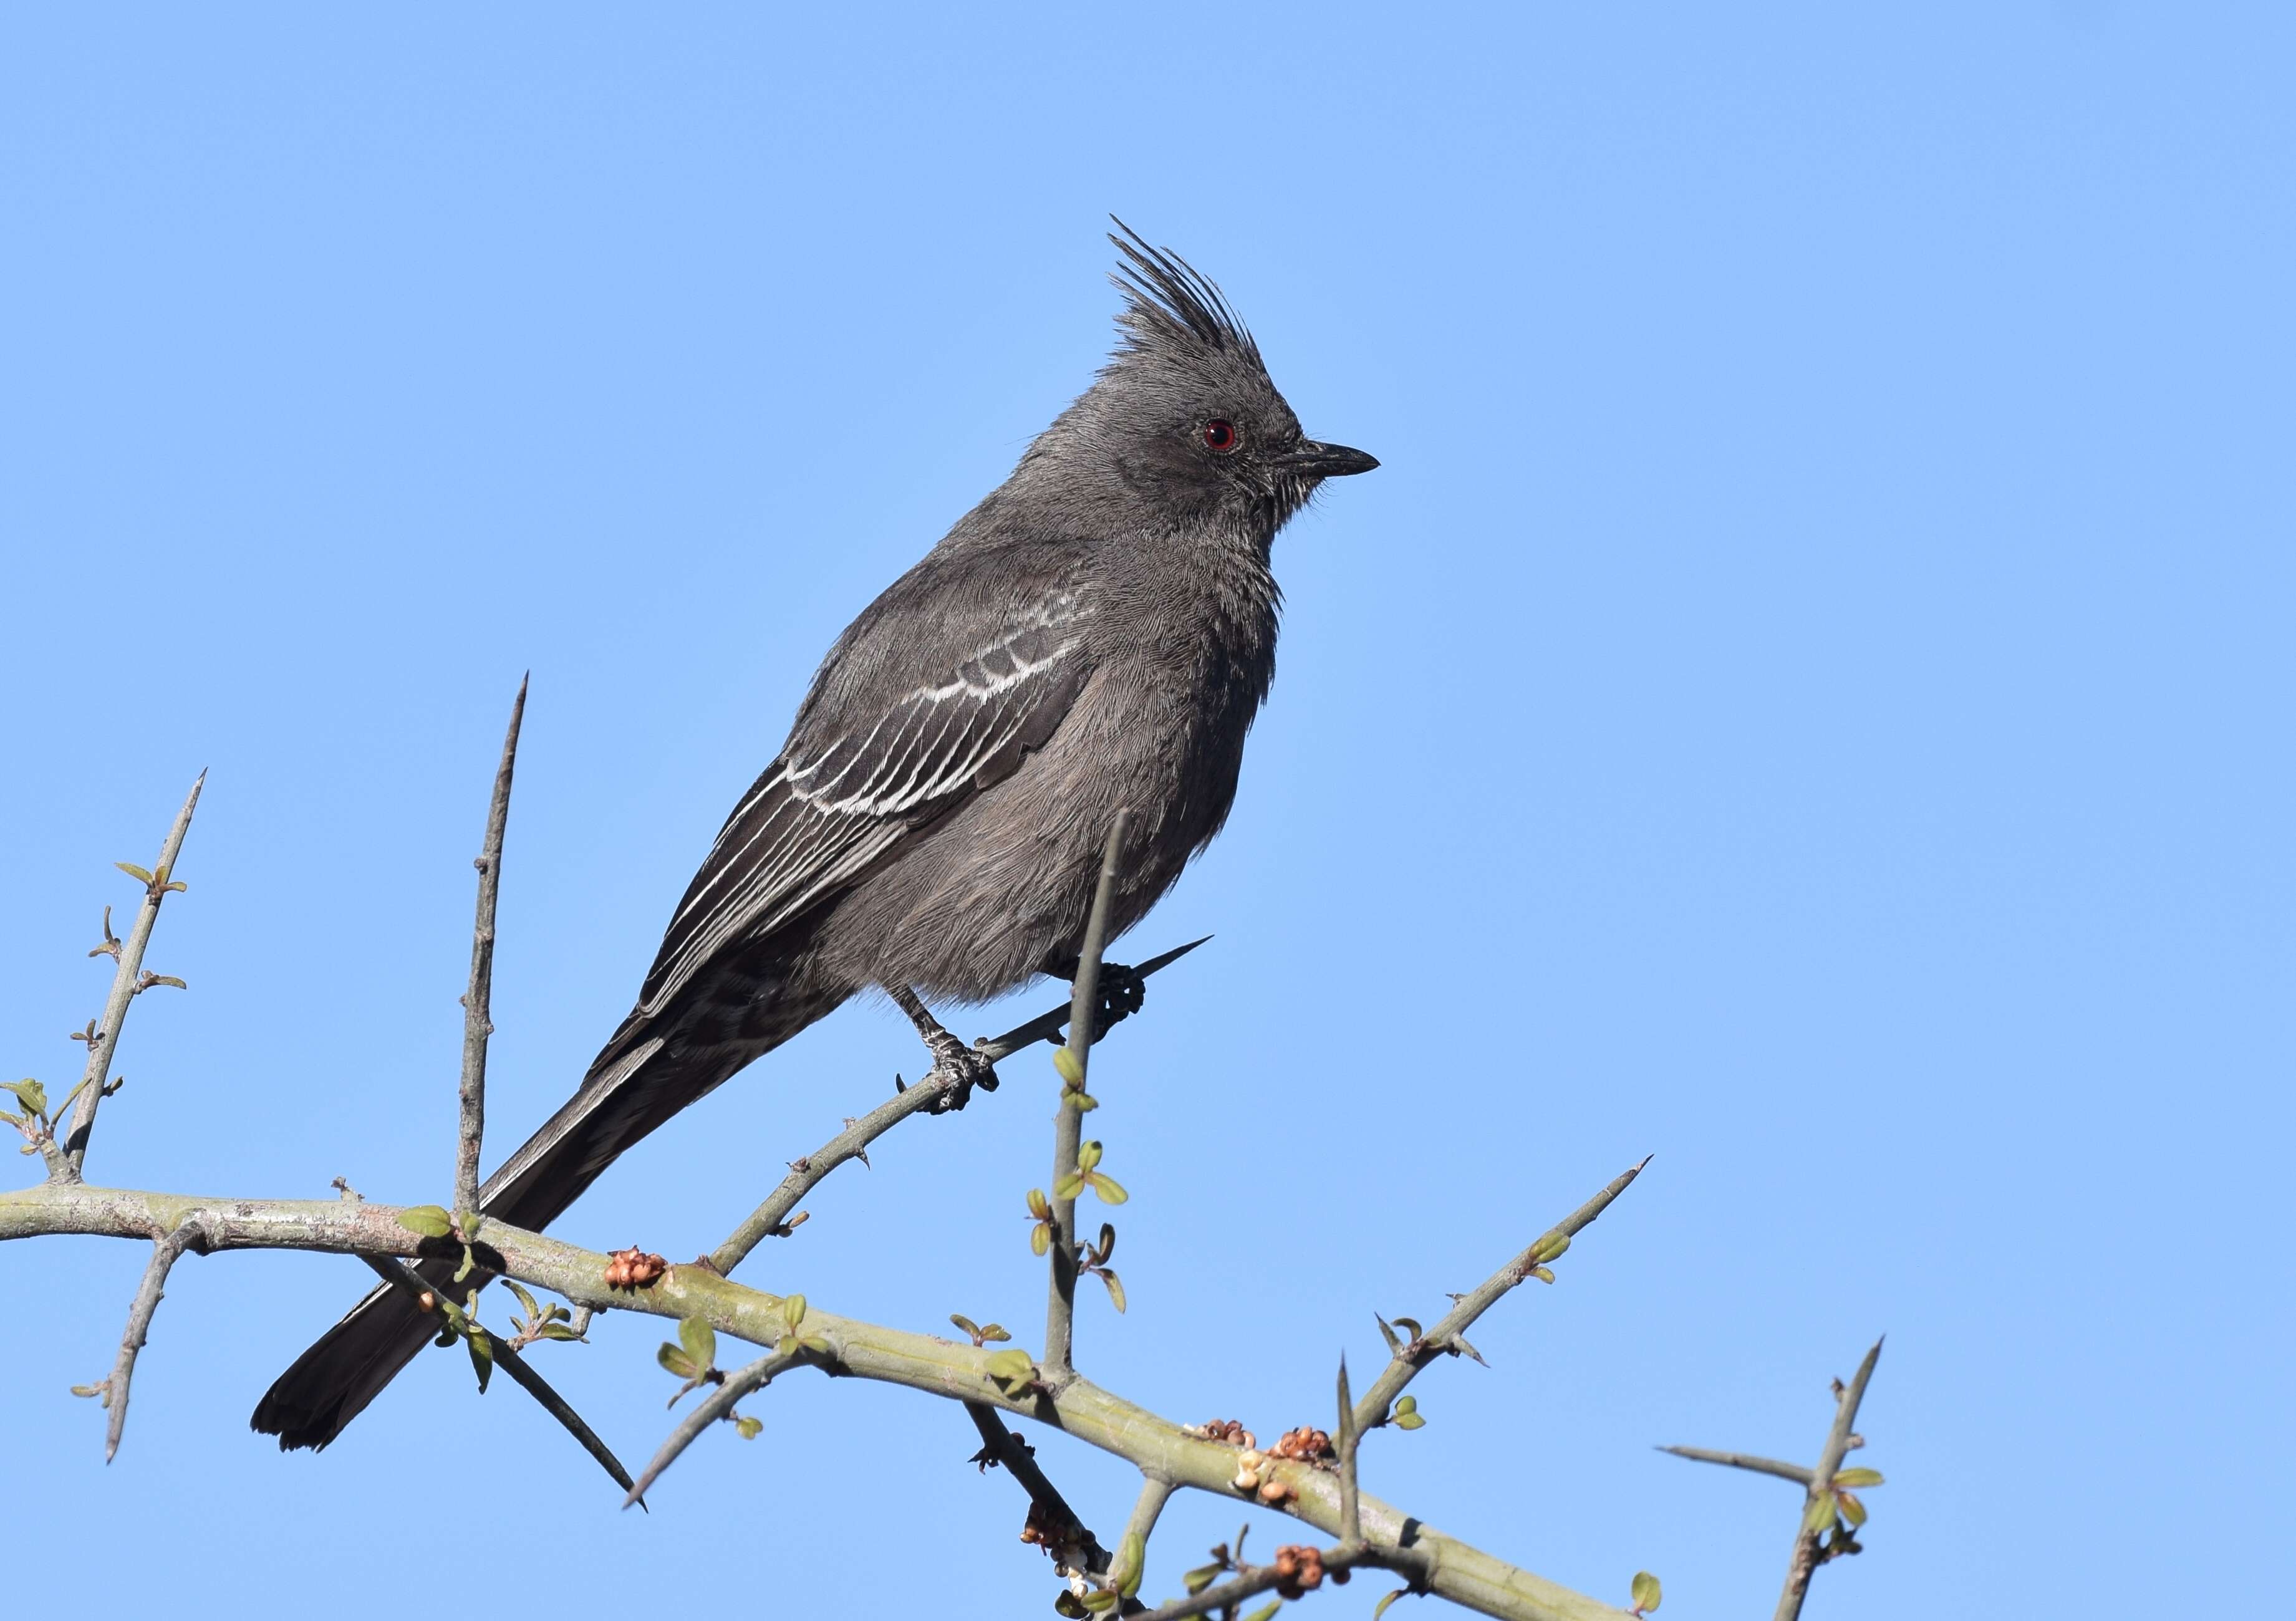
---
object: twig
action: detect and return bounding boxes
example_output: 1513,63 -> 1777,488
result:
1776,1339 -> 1884,1621
60,772 -> 205,1180
1336,1355 -> 1362,1544
100,1218 -> 203,1460
456,678 -> 526,1222
709,933 -> 1207,1277
1122,1474 -> 1176,1562
358,1253 -> 639,1500
966,1400 -> 1111,1573
1657,1445 -> 1813,1485
1046,811 -> 1128,1378
623,1347 -> 801,1508
1130,1541 -> 1407,1621
1354,1157 -> 1649,1433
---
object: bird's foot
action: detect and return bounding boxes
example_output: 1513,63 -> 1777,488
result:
889,984 -> 1000,1113
1041,953 -> 1147,1042
924,1032 -> 1000,1114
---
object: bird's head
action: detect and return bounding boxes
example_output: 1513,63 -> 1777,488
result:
1022,223 -> 1377,535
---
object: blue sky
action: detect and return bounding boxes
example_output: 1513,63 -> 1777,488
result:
4,6 -> 2288,1617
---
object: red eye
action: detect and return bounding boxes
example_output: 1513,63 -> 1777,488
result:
1202,419 -> 1240,453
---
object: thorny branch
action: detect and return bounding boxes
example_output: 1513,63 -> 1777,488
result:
967,1401 -> 1112,1578
1131,1538 -> 1417,1621
1774,1339 -> 1884,1621
59,772 -> 204,1181
1656,1446 -> 1813,1485
1661,1340 -> 1888,1619
1353,1157 -> 1649,1435
359,1252 -> 640,1501
456,678 -> 526,1223
1046,810 -> 1129,1380
0,1178 -> 1633,1621
624,1345 -> 803,1507
94,1216 -> 205,1461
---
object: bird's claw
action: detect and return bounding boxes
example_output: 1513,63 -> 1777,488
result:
1040,953 -> 1149,1042
1088,961 -> 1146,1041
926,1034 -> 1000,1114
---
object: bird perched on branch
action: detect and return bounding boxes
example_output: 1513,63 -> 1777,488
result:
253,221 -> 1377,1450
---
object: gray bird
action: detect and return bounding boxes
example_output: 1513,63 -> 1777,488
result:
253,224 -> 1376,1450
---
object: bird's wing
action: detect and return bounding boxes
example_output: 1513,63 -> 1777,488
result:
636,587 -> 1089,1016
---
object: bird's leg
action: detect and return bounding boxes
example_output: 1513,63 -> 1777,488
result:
1040,952 -> 1147,1041
887,984 -> 1000,1113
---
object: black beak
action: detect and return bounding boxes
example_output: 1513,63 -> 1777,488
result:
1277,440 -> 1379,478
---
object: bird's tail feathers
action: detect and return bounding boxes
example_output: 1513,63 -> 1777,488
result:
251,971 -> 829,1451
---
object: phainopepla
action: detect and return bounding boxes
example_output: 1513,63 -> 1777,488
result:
253,223 -> 1376,1450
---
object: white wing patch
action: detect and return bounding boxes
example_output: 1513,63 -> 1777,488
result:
789,595 -> 1082,815
637,591 -> 1086,1016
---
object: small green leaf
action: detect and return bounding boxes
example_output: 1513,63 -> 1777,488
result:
781,1293 -> 808,1330
1394,1395 -> 1417,1415
115,862 -> 154,884
1096,1224 -> 1116,1261
1053,1046 -> 1084,1085
1801,1492 -> 1840,1535
950,1313 -> 980,1339
657,1343 -> 698,1380
5,1079 -> 49,1115
1072,1091 -> 1099,1111
1028,1188 -> 1050,1219
466,1328 -> 493,1394
1079,1590 -> 1118,1612
70,1382 -> 105,1398
397,1205 -> 455,1239
735,1415 -> 763,1440
1114,1531 -> 1146,1598
1528,1230 -> 1573,1265
1053,1171 -> 1086,1201
142,974 -> 188,991
978,1322 -> 1010,1342
1239,1602 -> 1282,1621
1630,1570 -> 1662,1613
1030,1222 -> 1051,1257
1529,1265 -> 1556,1285
680,1316 -> 717,1373
985,1349 -> 1036,1381
1391,1316 -> 1422,1340
1076,1140 -> 1103,1172
1836,1489 -> 1868,1527
799,1334 -> 832,1355
1392,1394 -> 1425,1430
1184,1565 -> 1223,1595
1372,1591 -> 1407,1620
1053,1594 -> 1089,1619
1394,1410 -> 1425,1430
1832,1468 -> 1884,1489
453,1246 -> 477,1283
1101,1271 -> 1127,1313
505,1281 -> 541,1320
537,1322 -> 585,1341
1086,1171 -> 1128,1205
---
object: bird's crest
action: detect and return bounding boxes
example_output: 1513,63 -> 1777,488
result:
1107,218 -> 1263,370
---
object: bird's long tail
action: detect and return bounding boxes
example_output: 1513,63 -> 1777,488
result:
251,970 -> 838,1451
